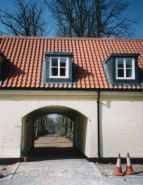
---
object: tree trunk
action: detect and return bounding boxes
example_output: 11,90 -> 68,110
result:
95,0 -> 103,37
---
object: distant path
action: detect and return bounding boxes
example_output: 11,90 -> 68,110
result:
34,135 -> 73,148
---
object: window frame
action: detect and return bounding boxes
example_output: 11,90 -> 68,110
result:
49,57 -> 70,79
115,57 -> 135,80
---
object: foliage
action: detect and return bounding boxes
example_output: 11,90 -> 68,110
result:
33,114 -> 73,139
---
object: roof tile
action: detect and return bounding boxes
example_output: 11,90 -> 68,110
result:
0,36 -> 143,90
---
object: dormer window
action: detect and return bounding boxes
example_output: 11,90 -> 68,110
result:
103,54 -> 140,85
115,57 -> 135,80
44,52 -> 73,83
49,57 -> 69,79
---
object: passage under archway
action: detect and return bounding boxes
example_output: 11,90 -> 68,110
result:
34,114 -> 73,148
21,106 -> 87,159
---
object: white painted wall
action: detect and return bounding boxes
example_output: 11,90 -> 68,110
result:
1,90 -> 143,159
0,91 -> 98,158
101,93 -> 143,158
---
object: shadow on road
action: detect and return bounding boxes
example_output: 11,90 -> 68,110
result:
27,147 -> 85,161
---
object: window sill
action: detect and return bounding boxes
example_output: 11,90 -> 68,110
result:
49,76 -> 69,79
116,77 -> 135,80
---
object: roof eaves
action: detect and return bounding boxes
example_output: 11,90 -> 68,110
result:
105,53 -> 140,63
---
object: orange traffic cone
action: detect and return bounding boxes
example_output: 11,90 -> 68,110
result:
125,153 -> 134,175
114,153 -> 123,176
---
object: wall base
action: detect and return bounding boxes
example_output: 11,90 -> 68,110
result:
86,157 -> 143,164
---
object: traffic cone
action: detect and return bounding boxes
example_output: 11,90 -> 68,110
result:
114,153 -> 123,176
125,153 -> 134,175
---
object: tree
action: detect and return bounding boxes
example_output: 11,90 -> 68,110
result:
0,0 -> 47,36
94,0 -> 132,37
46,0 -> 133,37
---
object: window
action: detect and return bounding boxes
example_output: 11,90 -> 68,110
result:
49,57 -> 69,78
115,58 -> 135,80
44,52 -> 73,83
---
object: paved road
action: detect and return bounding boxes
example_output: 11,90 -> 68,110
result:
1,159 -> 143,185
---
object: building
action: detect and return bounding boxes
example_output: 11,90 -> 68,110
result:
0,36 -> 143,159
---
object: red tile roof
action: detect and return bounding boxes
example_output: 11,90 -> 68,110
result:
0,36 -> 143,90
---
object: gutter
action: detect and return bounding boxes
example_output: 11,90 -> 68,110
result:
0,87 -> 143,92
97,89 -> 101,158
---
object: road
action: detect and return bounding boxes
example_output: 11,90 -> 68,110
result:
1,159 -> 143,185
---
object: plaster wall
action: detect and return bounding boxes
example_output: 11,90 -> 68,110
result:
0,91 -> 98,158
101,94 -> 143,158
1,90 -> 143,159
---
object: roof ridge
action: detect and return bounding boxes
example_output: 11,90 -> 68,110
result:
1,35 -> 143,41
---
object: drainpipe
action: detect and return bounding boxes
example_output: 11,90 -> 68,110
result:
97,89 -> 101,158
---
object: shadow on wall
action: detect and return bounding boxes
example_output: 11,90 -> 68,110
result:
74,115 -> 87,155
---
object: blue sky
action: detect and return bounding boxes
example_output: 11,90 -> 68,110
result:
0,0 -> 143,38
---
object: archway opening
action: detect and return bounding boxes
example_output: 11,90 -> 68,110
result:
34,114 -> 74,149
21,106 -> 87,160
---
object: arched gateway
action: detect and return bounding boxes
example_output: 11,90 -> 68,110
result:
21,105 -> 88,159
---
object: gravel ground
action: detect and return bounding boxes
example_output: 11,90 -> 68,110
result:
1,159 -> 143,185
0,163 -> 18,179
0,159 -> 104,185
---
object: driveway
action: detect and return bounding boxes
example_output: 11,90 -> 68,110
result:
1,159 -> 143,185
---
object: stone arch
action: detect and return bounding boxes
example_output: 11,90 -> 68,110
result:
21,105 -> 88,158
22,105 -> 87,121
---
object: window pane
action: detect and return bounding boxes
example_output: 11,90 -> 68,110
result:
118,69 -> 124,77
126,69 -> 132,78
51,68 -> 58,76
60,68 -> 66,76
60,58 -> 66,67
60,57 -> 66,62
117,62 -> 124,68
60,61 -> 66,67
117,58 -> 124,68
126,59 -> 132,68
51,58 -> 58,67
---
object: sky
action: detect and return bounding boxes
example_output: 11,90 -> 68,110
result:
0,0 -> 143,38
